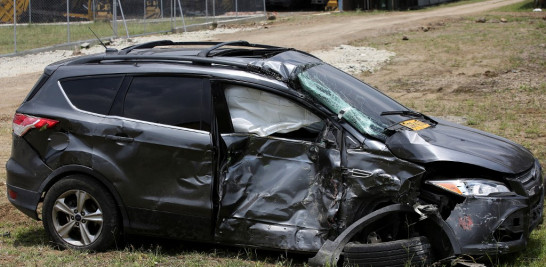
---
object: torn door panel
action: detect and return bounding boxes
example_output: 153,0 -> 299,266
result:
218,219 -> 325,251
216,134 -> 342,251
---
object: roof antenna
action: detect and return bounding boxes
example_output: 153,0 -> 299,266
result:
88,27 -> 118,53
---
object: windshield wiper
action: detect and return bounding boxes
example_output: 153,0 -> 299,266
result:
381,110 -> 437,124
380,110 -> 423,117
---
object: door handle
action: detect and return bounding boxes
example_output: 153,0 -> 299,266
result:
105,134 -> 134,143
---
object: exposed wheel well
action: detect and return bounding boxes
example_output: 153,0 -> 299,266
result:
350,203 -> 458,260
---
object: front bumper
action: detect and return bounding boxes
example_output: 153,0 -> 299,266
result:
445,194 -> 541,255
444,161 -> 544,256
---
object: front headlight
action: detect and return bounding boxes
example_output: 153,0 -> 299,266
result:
427,179 -> 510,196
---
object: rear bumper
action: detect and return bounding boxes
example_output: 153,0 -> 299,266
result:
6,184 -> 41,220
6,135 -> 53,220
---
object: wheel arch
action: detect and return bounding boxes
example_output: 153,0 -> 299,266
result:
308,204 -> 461,266
38,165 -> 129,230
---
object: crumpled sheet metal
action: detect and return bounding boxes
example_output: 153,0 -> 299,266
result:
248,50 -> 322,82
216,134 -> 342,251
445,195 -> 529,255
336,148 -> 426,229
386,122 -> 534,174
215,133 -> 427,251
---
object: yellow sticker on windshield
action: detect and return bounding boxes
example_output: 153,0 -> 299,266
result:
400,119 -> 431,131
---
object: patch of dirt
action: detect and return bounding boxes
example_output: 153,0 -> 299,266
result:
0,203 -> 29,224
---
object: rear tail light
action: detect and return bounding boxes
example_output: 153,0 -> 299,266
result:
12,113 -> 59,137
8,189 -> 17,199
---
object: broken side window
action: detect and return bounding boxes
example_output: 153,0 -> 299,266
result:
224,85 -> 324,140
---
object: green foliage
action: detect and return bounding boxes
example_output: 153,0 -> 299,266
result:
494,0 -> 537,12
0,17 -> 208,54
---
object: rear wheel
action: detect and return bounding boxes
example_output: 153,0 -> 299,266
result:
42,175 -> 120,251
343,236 -> 433,267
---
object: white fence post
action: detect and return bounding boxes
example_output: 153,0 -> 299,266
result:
177,0 -> 187,32
117,0 -> 130,38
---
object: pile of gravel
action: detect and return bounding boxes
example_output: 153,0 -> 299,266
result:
313,45 -> 395,74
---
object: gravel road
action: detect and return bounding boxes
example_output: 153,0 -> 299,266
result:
213,0 -> 528,51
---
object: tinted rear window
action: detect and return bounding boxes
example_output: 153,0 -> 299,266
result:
123,76 -> 207,130
61,76 -> 124,115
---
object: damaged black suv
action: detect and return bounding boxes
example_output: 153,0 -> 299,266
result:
6,41 -> 544,266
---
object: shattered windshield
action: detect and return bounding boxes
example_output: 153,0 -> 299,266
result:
297,64 -> 409,140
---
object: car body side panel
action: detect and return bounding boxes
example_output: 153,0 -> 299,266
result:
88,117 -> 214,239
15,73 -> 216,240
216,134 -> 342,251
337,139 -> 426,229
6,136 -> 53,192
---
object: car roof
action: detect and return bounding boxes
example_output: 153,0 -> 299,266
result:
47,41 -> 290,67
45,41 -> 322,78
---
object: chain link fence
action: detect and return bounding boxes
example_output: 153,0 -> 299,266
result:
0,0 -> 266,55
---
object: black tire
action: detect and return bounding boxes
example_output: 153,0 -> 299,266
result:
343,236 -> 433,267
42,175 -> 120,251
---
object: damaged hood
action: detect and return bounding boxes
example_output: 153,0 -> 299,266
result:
386,118 -> 535,174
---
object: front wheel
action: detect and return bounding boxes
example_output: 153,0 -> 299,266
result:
343,236 -> 433,267
42,175 -> 120,251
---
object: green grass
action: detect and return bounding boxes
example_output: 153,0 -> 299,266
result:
0,221 -> 300,266
0,17 -> 210,54
418,0 -> 489,11
494,0 -> 537,12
